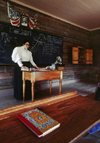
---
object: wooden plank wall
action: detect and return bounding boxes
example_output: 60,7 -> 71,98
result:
0,66 -> 14,89
0,0 -> 96,89
90,30 -> 100,65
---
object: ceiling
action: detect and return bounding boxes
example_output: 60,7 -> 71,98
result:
9,0 -> 100,31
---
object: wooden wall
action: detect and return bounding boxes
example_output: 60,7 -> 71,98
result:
0,0 -> 97,89
90,29 -> 100,65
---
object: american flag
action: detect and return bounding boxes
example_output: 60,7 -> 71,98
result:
29,14 -> 38,30
7,2 -> 21,27
7,2 -> 38,29
23,12 -> 38,30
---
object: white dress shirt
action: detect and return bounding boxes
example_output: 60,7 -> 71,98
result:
11,46 -> 36,67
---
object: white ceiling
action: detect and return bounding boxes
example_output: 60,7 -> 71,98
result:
10,0 -> 100,31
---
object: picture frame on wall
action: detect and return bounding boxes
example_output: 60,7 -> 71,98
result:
21,15 -> 28,27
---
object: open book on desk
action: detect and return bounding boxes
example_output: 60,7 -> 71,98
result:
17,109 -> 60,137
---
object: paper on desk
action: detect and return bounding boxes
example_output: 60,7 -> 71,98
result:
21,67 -> 30,71
35,68 -> 50,71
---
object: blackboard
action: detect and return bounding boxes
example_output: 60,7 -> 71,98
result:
0,22 -> 63,66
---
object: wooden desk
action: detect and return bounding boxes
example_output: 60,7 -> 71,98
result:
0,91 -> 100,143
22,70 -> 63,101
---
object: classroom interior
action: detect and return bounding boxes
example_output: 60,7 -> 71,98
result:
0,0 -> 100,142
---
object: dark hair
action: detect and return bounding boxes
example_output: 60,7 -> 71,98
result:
21,39 -> 31,46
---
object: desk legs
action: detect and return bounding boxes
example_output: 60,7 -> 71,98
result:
50,80 -> 52,95
59,79 -> 62,94
50,79 -> 62,95
23,80 -> 34,102
23,80 -> 25,101
31,82 -> 34,102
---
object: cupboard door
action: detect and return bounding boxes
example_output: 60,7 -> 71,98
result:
86,49 -> 93,64
72,47 -> 79,64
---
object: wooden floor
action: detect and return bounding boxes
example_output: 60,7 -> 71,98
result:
0,79 -> 97,109
0,79 -> 100,142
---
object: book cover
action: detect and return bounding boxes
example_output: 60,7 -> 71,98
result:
17,109 -> 60,137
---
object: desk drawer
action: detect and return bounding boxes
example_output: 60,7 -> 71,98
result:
35,71 -> 62,81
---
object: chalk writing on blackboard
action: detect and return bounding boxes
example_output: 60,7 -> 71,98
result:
0,46 -> 7,62
0,31 -> 18,63
31,33 -> 63,56
1,32 -> 18,46
30,34 -> 45,54
9,26 -> 31,36
30,31 -> 63,65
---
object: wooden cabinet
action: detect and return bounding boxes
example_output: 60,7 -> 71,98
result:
86,49 -> 93,64
72,47 -> 79,64
72,47 -> 93,64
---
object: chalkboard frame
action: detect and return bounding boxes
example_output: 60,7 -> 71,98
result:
0,21 -> 63,66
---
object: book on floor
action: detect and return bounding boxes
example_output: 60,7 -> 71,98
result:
17,108 -> 60,137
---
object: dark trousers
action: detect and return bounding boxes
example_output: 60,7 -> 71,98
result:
14,62 -> 31,100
